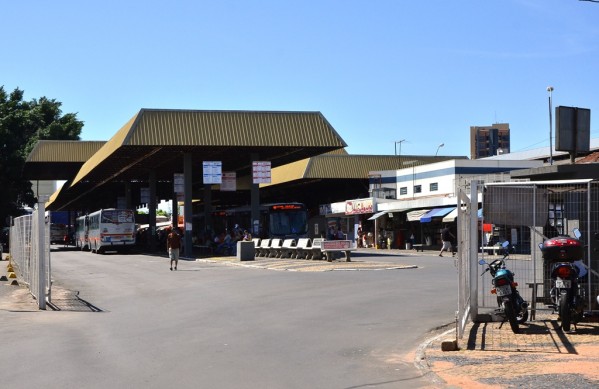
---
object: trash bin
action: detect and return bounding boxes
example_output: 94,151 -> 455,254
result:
237,241 -> 255,261
405,242 -> 412,250
425,236 -> 432,246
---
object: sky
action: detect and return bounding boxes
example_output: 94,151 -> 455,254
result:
2,0 -> 599,158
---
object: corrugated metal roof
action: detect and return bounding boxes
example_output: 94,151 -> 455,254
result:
125,109 -> 346,147
266,154 -> 461,185
26,140 -> 106,162
71,113 -> 140,185
64,109 -> 347,202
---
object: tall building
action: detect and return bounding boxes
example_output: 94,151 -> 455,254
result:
470,123 -> 510,159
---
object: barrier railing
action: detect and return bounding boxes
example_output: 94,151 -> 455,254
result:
9,197 -> 50,309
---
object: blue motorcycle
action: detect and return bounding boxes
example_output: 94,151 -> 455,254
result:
479,242 -> 529,333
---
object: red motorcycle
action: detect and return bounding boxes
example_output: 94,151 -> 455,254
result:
540,228 -> 587,331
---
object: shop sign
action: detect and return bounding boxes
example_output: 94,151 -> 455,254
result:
345,198 -> 373,215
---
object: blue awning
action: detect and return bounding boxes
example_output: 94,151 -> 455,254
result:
420,207 -> 456,223
442,207 -> 483,222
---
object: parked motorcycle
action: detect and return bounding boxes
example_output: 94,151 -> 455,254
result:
479,241 -> 529,333
540,228 -> 586,331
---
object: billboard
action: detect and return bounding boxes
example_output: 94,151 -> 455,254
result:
556,106 -> 590,153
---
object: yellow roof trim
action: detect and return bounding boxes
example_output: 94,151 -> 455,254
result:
70,112 -> 140,187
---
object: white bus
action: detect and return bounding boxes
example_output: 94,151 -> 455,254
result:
76,209 -> 136,253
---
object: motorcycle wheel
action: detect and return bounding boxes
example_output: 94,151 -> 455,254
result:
558,290 -> 572,331
515,294 -> 528,324
517,305 -> 529,324
503,298 -> 520,334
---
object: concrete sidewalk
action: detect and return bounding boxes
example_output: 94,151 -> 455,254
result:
0,254 -> 40,311
421,314 -> 599,388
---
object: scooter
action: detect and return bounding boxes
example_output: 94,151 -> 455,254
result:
540,228 -> 586,331
479,241 -> 529,333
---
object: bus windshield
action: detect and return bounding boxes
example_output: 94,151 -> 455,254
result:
101,210 -> 134,224
269,209 -> 308,236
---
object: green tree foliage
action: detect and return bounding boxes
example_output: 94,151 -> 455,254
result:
0,86 -> 83,225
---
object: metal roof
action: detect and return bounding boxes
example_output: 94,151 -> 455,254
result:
23,140 -> 106,180
265,154 -> 463,186
30,109 -> 347,210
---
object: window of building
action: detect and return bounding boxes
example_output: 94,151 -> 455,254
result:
414,185 -> 422,194
399,187 -> 408,195
430,182 -> 438,191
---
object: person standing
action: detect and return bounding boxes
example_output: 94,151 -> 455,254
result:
167,226 -> 182,270
439,225 -> 455,257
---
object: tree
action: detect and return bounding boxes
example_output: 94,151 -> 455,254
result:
0,86 -> 83,226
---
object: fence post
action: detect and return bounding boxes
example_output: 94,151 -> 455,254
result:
37,195 -> 49,310
469,180 -> 479,321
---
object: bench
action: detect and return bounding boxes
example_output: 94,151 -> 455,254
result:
480,246 -> 502,255
291,238 -> 311,259
309,238 -> 326,260
277,238 -> 297,258
255,238 -> 271,257
412,244 -> 429,252
193,244 -> 213,256
265,238 -> 283,258
321,240 -> 356,262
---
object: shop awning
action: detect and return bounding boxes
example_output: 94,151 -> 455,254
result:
367,211 -> 388,220
406,209 -> 430,221
441,207 -> 484,222
442,208 -> 458,223
420,207 -> 456,223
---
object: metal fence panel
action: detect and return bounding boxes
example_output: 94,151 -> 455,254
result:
457,179 -> 599,340
477,180 -> 599,321
9,203 -> 50,309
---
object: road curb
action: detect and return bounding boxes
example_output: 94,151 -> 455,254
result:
414,326 -> 455,387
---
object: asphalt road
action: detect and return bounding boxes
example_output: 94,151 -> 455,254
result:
0,249 -> 458,389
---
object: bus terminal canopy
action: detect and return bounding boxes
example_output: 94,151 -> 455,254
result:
25,109 -> 348,211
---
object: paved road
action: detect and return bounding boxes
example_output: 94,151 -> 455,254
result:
1,249 -> 458,388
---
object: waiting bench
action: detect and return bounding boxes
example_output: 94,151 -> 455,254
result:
277,238 -> 297,258
255,238 -> 271,257
291,238 -> 311,259
265,238 -> 283,258
321,240 -> 356,262
412,244 -> 429,252
309,238 -> 326,260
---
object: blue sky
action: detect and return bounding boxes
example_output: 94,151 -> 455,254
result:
3,0 -> 598,157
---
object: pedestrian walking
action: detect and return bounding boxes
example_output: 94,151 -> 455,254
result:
167,226 -> 182,270
439,225 -> 455,257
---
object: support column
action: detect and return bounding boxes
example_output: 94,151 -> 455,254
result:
149,171 -> 157,252
125,182 -> 132,209
172,189 -> 178,234
37,195 -> 48,310
184,153 -> 193,258
204,184 -> 212,235
250,153 -> 260,237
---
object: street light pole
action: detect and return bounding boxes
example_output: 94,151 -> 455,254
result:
435,143 -> 445,156
547,86 -> 554,165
